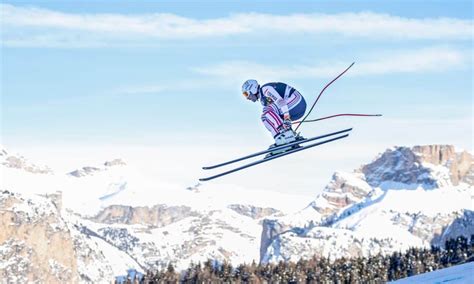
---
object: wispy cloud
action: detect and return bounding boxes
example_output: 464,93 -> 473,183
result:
192,47 -> 470,80
1,4 -> 472,47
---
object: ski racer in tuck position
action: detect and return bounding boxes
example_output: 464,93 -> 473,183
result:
200,63 -> 374,182
242,79 -> 307,154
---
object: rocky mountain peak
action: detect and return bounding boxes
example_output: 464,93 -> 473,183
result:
0,191 -> 80,282
227,204 -> 283,220
412,145 -> 457,165
260,145 -> 473,264
68,158 -> 127,177
360,145 -> 473,188
0,147 -> 52,174
0,190 -> 129,282
104,159 -> 127,167
90,204 -> 198,227
310,172 -> 372,216
413,145 -> 473,185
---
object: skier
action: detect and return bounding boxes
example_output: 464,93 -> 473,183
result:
242,79 -> 307,153
201,63 -> 361,181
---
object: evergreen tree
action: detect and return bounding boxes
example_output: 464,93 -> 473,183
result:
138,235 -> 473,283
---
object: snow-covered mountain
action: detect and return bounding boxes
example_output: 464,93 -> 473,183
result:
0,190 -> 126,283
0,144 -> 472,282
0,148 -> 303,281
68,159 -> 127,178
0,145 -> 52,174
260,145 -> 473,263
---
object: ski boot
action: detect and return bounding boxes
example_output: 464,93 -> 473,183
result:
265,129 -> 302,158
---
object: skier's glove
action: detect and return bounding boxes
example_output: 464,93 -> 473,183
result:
283,113 -> 292,129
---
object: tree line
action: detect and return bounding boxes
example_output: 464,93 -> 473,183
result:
116,235 -> 473,283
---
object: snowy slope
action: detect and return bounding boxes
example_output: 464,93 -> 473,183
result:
391,262 -> 474,284
1,153 -> 309,216
73,205 -> 265,271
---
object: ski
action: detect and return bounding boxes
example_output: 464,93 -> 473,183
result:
202,128 -> 352,170
199,133 -> 349,182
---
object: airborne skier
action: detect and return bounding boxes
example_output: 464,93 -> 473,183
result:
241,80 -> 307,153
200,63 -> 380,182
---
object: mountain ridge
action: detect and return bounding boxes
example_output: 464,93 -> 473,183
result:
259,145 -> 473,263
0,144 -> 472,281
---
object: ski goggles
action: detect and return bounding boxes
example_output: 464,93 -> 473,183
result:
242,91 -> 250,98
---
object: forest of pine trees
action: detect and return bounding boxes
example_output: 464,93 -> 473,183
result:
116,235 -> 474,283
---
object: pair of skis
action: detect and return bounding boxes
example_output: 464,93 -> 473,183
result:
199,128 -> 352,181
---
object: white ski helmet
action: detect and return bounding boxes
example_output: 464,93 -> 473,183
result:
242,79 -> 259,102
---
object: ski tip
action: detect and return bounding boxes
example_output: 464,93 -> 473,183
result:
203,164 -> 220,170
202,166 -> 218,170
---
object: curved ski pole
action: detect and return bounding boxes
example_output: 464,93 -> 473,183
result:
295,62 -> 355,132
202,128 -> 352,170
199,133 -> 349,182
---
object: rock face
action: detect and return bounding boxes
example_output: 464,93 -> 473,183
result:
104,159 -> 127,167
260,145 -> 473,263
68,158 -> 126,177
0,191 -> 80,283
412,145 -> 472,186
433,210 -> 474,246
85,208 -> 262,271
228,204 -> 282,220
310,172 -> 372,217
0,148 -> 52,174
90,204 -> 199,227
0,191 -> 132,283
361,145 -> 473,188
84,203 -> 284,271
68,166 -> 102,177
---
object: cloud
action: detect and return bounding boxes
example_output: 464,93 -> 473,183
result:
1,4 -> 472,47
192,47 -> 470,80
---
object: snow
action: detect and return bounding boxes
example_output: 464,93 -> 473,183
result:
128,208 -> 262,270
421,162 -> 454,187
333,171 -> 372,192
48,259 -> 71,280
370,186 -> 471,215
2,144 -> 473,278
330,184 -> 471,247
391,262 -> 474,283
91,236 -> 144,276
0,239 -> 29,283
260,151 -> 473,263
1,157 -> 311,217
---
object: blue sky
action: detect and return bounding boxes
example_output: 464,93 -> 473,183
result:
1,1 -> 472,194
